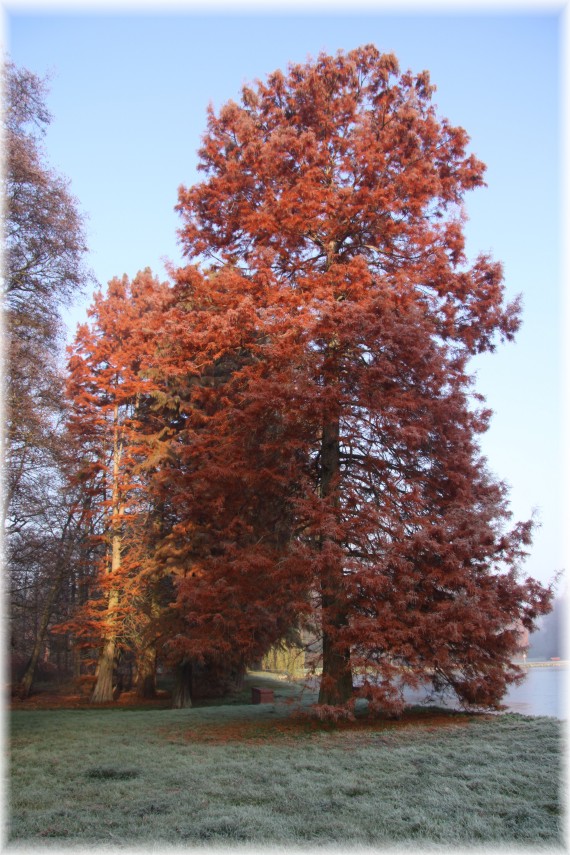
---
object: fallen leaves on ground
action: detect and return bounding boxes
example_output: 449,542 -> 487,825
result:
162,708 -> 480,747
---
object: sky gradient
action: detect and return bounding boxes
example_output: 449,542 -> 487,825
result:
4,7 -> 564,589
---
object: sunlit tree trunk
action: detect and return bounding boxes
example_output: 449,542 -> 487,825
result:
91,404 -> 123,704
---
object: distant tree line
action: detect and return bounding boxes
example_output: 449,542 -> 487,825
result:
527,596 -> 564,661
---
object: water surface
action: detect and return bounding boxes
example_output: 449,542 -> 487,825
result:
501,665 -> 565,718
403,665 -> 566,719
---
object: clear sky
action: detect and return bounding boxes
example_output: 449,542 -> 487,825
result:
3,3 -> 565,589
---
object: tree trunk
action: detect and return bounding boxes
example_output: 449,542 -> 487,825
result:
91,578 -> 121,703
90,632 -> 116,703
135,643 -> 157,699
91,404 -> 123,704
171,659 -> 193,708
318,418 -> 353,705
319,596 -> 353,704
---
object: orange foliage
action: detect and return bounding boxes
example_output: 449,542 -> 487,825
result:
63,47 -> 553,712
162,46 -> 552,710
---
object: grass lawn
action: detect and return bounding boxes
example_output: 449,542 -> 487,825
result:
7,673 -> 565,848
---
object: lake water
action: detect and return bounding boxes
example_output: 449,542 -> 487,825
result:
500,666 -> 566,718
403,666 -> 566,719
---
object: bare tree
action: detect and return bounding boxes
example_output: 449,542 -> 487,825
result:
3,61 -> 92,694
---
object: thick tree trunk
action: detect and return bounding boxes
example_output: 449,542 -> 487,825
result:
91,580 -> 121,703
91,405 -> 123,704
90,632 -> 116,703
319,594 -> 353,704
318,418 -> 353,706
171,659 -> 193,708
135,643 -> 157,699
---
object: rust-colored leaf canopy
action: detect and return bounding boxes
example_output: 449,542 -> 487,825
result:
66,46 -> 552,712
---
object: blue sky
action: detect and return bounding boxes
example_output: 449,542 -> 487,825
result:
4,6 -> 565,589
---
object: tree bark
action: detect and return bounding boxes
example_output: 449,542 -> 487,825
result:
135,643 -> 157,699
90,629 -> 116,703
318,418 -> 353,705
91,403 -> 123,704
171,659 -> 193,708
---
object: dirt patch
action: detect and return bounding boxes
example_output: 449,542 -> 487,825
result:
163,708 -> 480,746
10,689 -> 172,711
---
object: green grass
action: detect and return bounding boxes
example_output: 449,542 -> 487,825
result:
7,674 -> 565,848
